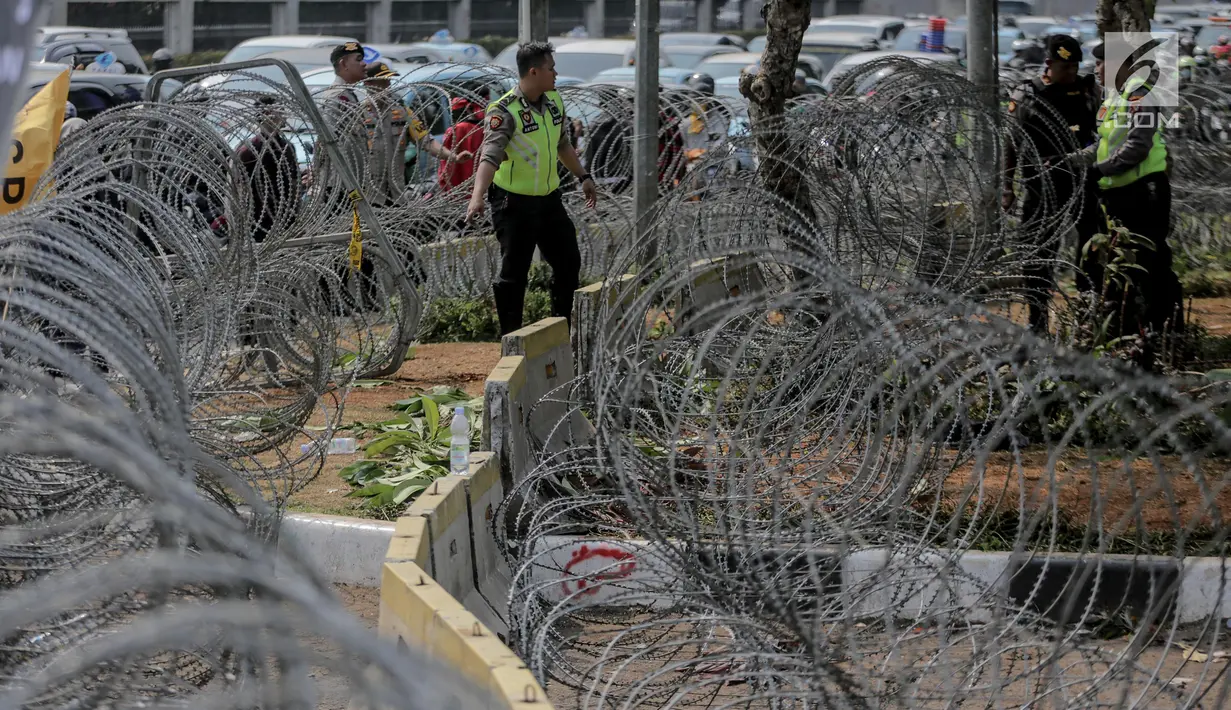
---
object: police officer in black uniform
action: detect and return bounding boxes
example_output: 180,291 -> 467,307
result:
1003,35 -> 1103,333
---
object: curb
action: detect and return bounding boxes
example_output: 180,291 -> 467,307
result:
278,512 -> 395,588
531,535 -> 1230,625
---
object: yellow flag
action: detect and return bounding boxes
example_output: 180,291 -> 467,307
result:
2,70 -> 70,215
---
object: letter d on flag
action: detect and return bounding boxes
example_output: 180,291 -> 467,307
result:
3,68 -> 69,215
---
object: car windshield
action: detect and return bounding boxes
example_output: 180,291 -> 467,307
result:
695,60 -> 752,80
799,46 -> 864,73
556,52 -> 628,80
894,26 -> 967,52
224,45 -> 297,63
198,64 -> 292,93
1197,24 -> 1231,49
666,48 -> 724,69
1015,19 -> 1056,37
715,82 -> 745,100
808,23 -> 880,36
747,36 -> 766,53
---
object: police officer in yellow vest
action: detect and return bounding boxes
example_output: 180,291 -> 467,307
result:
466,42 -> 599,335
1065,41 -> 1184,361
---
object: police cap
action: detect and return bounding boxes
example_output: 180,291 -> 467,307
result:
1047,34 -> 1082,63
330,41 -> 364,65
1091,41 -> 1105,61
365,61 -> 397,79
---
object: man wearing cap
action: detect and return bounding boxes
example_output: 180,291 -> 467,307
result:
465,41 -> 597,336
1003,34 -> 1102,334
362,61 -> 472,205
1062,41 -> 1184,366
312,42 -> 370,189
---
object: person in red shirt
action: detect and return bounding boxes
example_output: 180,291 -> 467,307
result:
438,96 -> 485,193
1212,36 -> 1231,61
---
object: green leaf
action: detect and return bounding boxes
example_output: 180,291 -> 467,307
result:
346,482 -> 394,499
393,481 -> 429,505
353,379 -> 392,389
365,431 -> 423,456
422,396 -> 440,439
390,396 -> 424,413
339,460 -> 389,486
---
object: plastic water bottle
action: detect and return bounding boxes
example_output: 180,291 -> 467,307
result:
450,406 -> 470,475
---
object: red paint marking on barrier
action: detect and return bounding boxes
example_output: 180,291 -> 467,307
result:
559,544 -> 637,597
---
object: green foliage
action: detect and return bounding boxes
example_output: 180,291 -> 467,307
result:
418,263 -> 587,342
1171,214 -> 1231,297
419,297 -> 501,343
338,387 -> 482,513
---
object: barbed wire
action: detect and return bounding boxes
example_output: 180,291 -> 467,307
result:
7,50 -> 1231,709
495,60 -> 1231,709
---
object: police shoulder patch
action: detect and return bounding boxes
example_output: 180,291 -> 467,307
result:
489,114 -> 503,130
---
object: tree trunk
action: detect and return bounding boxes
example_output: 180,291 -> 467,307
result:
738,0 -> 815,222
1096,0 -> 1155,35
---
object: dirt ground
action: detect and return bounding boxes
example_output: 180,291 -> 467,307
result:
282,342 -> 501,517
543,617 -> 1231,710
941,450 -> 1231,533
306,584 -> 380,710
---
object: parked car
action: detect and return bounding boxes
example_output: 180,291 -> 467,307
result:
821,50 -> 961,93
798,32 -> 881,75
410,34 -> 491,63
1007,16 -> 1063,38
493,36 -> 588,70
589,66 -> 697,86
1195,19 -> 1231,51
807,15 -> 906,45
222,35 -> 358,64
364,44 -> 447,64
245,48 -> 347,75
894,23 -> 967,54
662,44 -> 743,70
249,46 -> 443,75
25,62 -> 165,118
554,40 -> 672,81
660,32 -> 747,49
34,28 -> 148,74
695,51 -> 823,81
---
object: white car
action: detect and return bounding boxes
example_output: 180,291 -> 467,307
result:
493,36 -> 588,70
222,35 -> 358,64
554,39 -> 673,81
807,15 -> 907,45
821,49 -> 960,93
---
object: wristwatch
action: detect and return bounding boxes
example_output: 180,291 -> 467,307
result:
579,173 -> 594,184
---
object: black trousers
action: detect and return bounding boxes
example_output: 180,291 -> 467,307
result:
1099,173 -> 1184,344
488,185 -> 581,336
1019,167 -> 1103,333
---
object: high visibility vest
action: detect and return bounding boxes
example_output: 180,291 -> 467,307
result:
1095,78 -> 1167,190
488,89 -> 565,196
